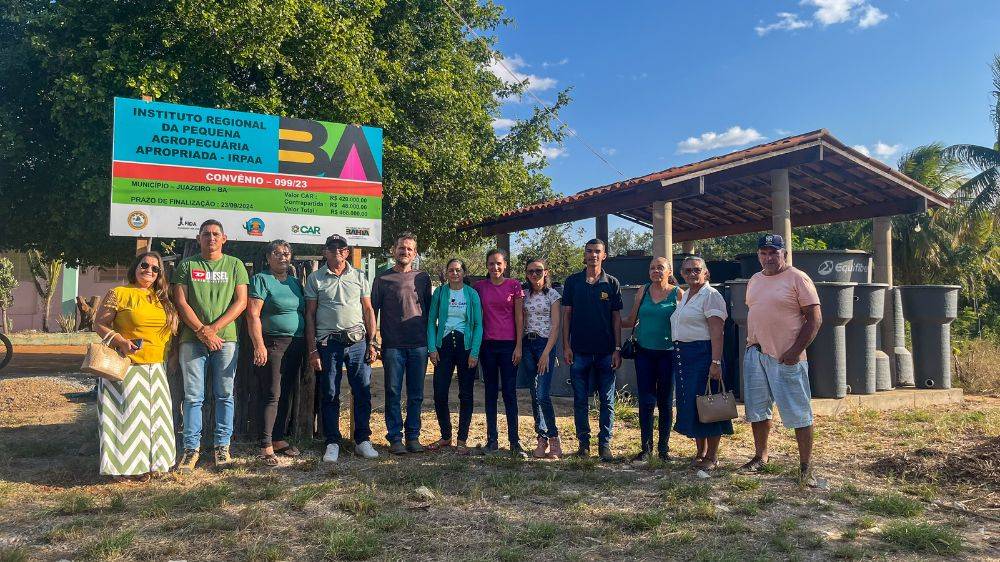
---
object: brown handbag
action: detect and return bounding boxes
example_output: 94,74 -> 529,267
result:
81,330 -> 131,382
696,375 -> 738,423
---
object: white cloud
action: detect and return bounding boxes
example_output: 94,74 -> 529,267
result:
601,147 -> 618,156
541,57 -> 569,68
492,118 -> 516,131
676,126 -> 766,154
804,0 -> 861,26
858,4 -> 888,28
539,145 -> 567,160
852,141 -> 901,160
775,128 -> 792,136
873,141 -> 901,157
487,54 -> 557,94
756,1 -> 887,36
756,12 -> 812,36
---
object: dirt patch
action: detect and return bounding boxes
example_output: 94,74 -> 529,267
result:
0,376 -> 91,418
1,345 -> 88,379
870,436 -> 1000,510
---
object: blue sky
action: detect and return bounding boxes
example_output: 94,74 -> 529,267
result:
487,0 -> 1000,238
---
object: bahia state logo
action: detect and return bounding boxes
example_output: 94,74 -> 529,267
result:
345,226 -> 370,238
291,224 -> 321,236
244,218 -> 265,237
127,210 -> 149,231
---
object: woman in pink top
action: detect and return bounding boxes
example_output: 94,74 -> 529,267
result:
473,249 -> 526,457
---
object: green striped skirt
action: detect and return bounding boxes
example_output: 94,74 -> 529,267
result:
97,362 -> 176,475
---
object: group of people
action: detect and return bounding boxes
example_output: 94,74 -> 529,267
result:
94,220 -> 823,487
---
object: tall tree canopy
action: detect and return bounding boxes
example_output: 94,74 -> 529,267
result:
0,0 -> 567,266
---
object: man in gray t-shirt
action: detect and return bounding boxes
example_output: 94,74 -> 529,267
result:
305,235 -> 378,463
371,233 -> 432,453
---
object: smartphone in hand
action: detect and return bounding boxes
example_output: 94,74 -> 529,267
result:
131,339 -> 144,350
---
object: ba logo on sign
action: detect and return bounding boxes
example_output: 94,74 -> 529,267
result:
291,225 -> 321,236
346,226 -> 370,237
244,218 -> 265,237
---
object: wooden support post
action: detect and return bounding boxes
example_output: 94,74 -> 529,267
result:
136,237 -> 152,256
652,202 -> 673,265
770,168 -> 793,265
496,233 -> 511,277
595,215 -> 609,254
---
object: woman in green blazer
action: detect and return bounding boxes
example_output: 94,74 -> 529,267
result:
427,259 -> 483,454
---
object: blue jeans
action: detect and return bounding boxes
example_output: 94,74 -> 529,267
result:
432,331 -> 476,442
570,352 -> 616,448
635,348 -> 673,453
179,341 -> 238,450
318,339 -> 372,445
522,337 -> 558,438
480,340 -> 519,445
383,347 -> 428,443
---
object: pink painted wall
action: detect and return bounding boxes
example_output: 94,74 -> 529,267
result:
5,256 -> 125,332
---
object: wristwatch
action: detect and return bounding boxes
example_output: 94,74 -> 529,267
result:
615,346 -> 622,352
711,359 -> 722,366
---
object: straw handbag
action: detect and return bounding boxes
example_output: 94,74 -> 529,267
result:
81,330 -> 131,382
696,376 -> 738,423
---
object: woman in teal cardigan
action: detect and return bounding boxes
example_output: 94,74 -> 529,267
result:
427,258 -> 483,454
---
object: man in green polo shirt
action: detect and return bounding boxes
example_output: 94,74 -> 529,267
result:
171,219 -> 249,472
305,235 -> 378,462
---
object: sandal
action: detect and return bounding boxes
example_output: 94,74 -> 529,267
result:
260,453 -> 280,467
273,445 -> 300,457
426,439 -> 453,451
689,457 -> 705,468
695,458 -> 719,472
456,440 -> 470,455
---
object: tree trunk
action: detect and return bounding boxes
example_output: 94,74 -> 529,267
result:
40,260 -> 63,333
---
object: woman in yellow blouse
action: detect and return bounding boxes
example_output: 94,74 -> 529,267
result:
94,252 -> 178,481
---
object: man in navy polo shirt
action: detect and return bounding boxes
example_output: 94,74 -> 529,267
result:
561,238 -> 623,461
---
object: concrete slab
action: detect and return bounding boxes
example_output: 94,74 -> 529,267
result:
735,388 -> 964,418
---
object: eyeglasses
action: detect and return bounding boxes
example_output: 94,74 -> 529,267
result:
139,262 -> 161,274
682,267 -> 703,274
271,251 -> 292,258
526,269 -> 545,275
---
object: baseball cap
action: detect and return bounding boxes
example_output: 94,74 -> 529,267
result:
758,233 -> 785,250
324,234 -> 349,249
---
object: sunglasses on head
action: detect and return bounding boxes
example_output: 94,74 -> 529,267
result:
139,262 -> 161,274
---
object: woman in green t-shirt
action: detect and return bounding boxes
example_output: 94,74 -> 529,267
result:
621,257 -> 682,463
247,240 -> 306,465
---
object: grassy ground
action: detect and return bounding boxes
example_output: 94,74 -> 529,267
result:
0,374 -> 998,561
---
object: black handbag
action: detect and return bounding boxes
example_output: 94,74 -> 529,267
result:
621,335 -> 639,359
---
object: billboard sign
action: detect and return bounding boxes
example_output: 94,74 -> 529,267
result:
110,97 -> 382,245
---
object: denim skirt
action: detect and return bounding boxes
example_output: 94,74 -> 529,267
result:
673,340 -> 734,438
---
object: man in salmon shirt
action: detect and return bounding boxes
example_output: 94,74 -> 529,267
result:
740,234 -> 823,488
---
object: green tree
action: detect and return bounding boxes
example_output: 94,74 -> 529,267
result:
607,227 -> 652,256
0,257 -> 18,333
944,54 -> 1000,215
513,224 -> 584,284
0,0 -> 567,265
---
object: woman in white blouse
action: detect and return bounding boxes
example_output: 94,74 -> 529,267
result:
671,256 -> 733,471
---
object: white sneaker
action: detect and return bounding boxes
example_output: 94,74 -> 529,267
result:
355,441 -> 379,459
323,443 -> 340,463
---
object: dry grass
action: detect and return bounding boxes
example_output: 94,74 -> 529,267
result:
954,338 -> 1000,395
1,375 -> 999,560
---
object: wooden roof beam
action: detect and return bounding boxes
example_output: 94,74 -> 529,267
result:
672,197 -> 928,242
